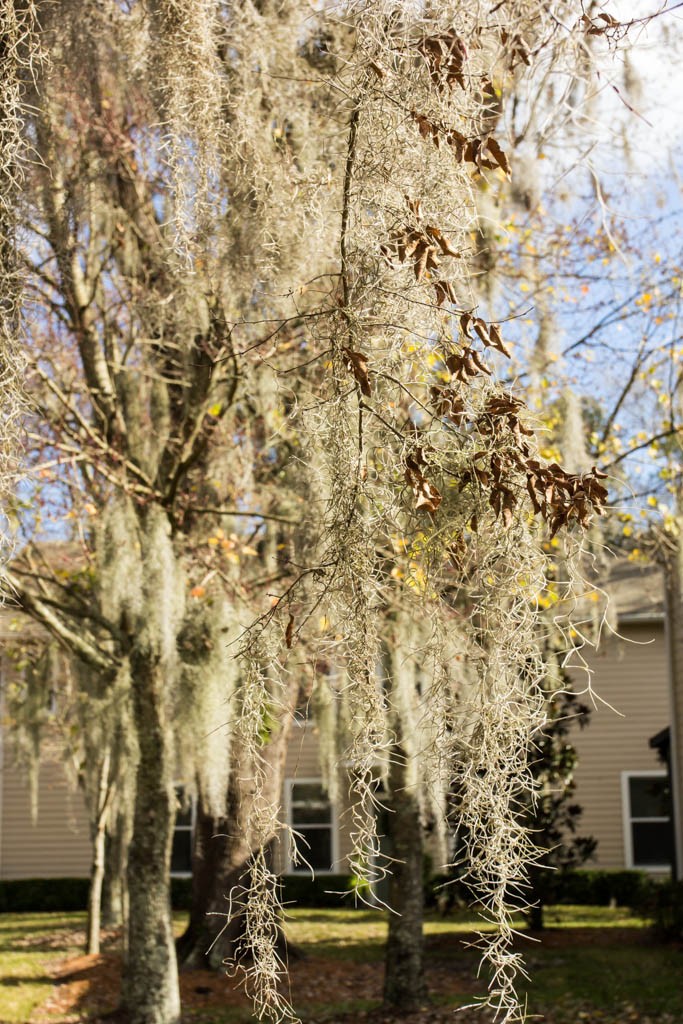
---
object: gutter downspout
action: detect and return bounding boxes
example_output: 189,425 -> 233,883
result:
664,559 -> 683,881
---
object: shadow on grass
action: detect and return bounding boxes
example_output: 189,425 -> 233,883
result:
0,975 -> 54,987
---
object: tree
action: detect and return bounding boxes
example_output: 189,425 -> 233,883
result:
6,4 -> 312,1016
4,4 -> 623,1023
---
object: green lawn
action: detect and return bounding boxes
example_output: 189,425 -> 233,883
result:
0,907 -> 679,1023
282,905 -> 682,1022
0,912 -> 85,1023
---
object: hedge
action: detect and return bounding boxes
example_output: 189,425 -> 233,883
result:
427,868 -> 663,911
0,874 -> 355,913
0,877 -> 90,913
0,869 -> 668,915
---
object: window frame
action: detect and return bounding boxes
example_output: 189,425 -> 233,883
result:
621,769 -> 672,872
170,785 -> 196,878
284,777 -> 339,876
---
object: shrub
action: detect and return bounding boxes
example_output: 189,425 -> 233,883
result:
426,868 -> 659,913
0,877 -> 89,912
0,874 -> 357,914
644,880 -> 683,941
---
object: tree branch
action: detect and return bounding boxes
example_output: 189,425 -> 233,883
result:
5,571 -> 118,674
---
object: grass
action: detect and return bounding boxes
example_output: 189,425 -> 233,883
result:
280,904 -> 651,960
0,912 -> 84,1023
0,906 -> 679,1023
523,942 -> 683,1020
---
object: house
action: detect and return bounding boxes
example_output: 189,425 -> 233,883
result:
568,560 -> 676,878
0,560 -> 678,892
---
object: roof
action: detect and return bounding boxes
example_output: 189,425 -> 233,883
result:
604,559 -> 664,622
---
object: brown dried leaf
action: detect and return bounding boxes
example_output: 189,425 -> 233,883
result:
446,130 -> 467,162
342,347 -> 372,397
469,348 -> 491,375
414,243 -> 430,282
415,478 -> 442,513
488,322 -> 511,357
425,224 -> 459,257
403,232 -> 422,259
433,280 -> 456,306
430,385 -> 466,422
406,195 -> 423,220
413,111 -> 434,140
285,613 -> 295,649
473,317 -> 490,346
526,474 -> 542,514
405,453 -> 442,514
486,136 -> 511,176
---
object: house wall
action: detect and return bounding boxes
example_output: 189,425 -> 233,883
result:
0,620 -> 673,881
0,719 -> 352,881
280,720 -> 353,875
569,620 -> 670,872
0,744 -> 91,879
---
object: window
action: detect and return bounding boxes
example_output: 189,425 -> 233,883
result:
286,780 -> 336,874
171,786 -> 194,876
622,771 -> 674,871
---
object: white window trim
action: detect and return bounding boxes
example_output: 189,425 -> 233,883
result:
171,786 -> 196,878
284,777 -> 339,876
621,769 -> 671,872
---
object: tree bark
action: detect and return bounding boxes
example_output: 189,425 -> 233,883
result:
175,800 -> 260,971
383,745 -> 427,1013
121,652 -> 180,1024
527,898 -> 545,931
176,683 -> 298,971
86,751 -> 112,955
102,808 -> 128,930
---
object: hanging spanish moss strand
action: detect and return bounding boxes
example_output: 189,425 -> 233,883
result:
0,0 -> 40,588
225,646 -> 300,1024
145,0 -> 223,254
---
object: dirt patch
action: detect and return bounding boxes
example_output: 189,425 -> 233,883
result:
28,927 -> 679,1024
30,947 -> 479,1023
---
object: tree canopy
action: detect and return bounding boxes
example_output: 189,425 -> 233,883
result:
1,3 -> 679,1024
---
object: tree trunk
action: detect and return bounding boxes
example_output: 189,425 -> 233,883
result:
383,745 -> 427,1013
177,683 -> 298,970
527,897 -> 545,931
87,817 -> 106,955
121,652 -> 180,1024
86,751 -> 111,955
102,808 -> 128,930
175,802 -> 261,971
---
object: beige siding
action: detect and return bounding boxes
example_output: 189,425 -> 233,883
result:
2,622 -> 673,880
1,749 -> 91,879
569,621 -> 670,871
284,722 -> 322,779
279,722 -> 353,874
0,719 -> 339,881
